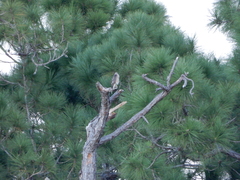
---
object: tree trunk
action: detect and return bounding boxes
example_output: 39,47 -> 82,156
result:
80,148 -> 97,180
79,83 -> 112,180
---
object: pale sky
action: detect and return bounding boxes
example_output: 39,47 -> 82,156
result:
156,0 -> 234,59
0,0 -> 235,73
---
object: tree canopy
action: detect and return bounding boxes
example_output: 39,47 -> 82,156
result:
0,0 -> 240,179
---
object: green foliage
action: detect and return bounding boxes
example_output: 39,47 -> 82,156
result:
38,91 -> 67,111
1,0 -> 240,179
48,7 -> 85,40
164,118 -> 207,150
86,10 -> 110,31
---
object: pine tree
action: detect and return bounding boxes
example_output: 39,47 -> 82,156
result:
1,0 -> 240,179
209,0 -> 240,179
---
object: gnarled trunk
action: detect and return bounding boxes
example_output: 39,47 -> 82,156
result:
79,82 -> 112,180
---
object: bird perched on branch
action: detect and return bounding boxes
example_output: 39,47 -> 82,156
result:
111,72 -> 120,90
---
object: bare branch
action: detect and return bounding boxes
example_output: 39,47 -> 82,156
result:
99,91 -> 169,145
1,144 -> 14,159
109,101 -> 127,114
167,56 -> 179,86
0,74 -> 23,87
221,149 -> 240,160
148,151 -> 169,169
173,164 -> 200,169
107,101 -> 127,121
231,168 -> 240,177
142,74 -> 169,91
26,166 -> 48,180
0,45 -> 20,64
128,128 -> 148,141
142,116 -> 149,124
110,89 -> 124,103
128,128 -> 173,150
226,117 -> 236,125
81,57 -> 196,179
99,74 -> 187,145
31,44 -> 68,74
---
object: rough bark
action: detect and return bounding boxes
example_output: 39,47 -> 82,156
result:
79,83 -> 112,180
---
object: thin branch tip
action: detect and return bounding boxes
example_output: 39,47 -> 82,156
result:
167,56 -> 180,86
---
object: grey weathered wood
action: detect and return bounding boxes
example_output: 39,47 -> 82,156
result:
79,58 -> 195,180
79,82 -> 112,180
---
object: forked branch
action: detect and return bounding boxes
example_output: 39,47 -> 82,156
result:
80,58 -> 195,180
99,57 -> 194,145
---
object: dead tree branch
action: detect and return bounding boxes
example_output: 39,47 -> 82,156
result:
99,71 -> 193,145
167,56 -> 179,86
80,58 -> 195,180
0,74 -> 23,87
31,44 -> 68,74
221,149 -> 240,160
0,45 -> 20,64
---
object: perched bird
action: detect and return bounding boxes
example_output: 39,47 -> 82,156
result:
111,72 -> 120,90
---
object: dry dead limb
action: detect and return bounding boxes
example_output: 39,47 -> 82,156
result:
167,56 -> 179,86
0,45 -> 20,65
80,58 -> 195,180
99,58 -> 195,145
31,44 -> 68,74
108,101 -> 127,121
148,151 -> 170,169
0,74 -> 23,87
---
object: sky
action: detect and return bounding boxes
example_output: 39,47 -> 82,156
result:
0,0 -> 235,73
156,0 -> 234,59
0,50 -> 15,74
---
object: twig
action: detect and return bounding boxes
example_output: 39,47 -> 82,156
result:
1,144 -> 14,159
127,128 -> 172,150
26,166 -> 48,180
148,151 -> 169,169
108,101 -> 127,121
0,45 -> 20,64
31,43 -> 68,74
67,160 -> 76,179
231,168 -> 240,177
167,56 -> 179,86
226,117 -> 236,125
109,101 -> 127,114
142,116 -> 149,124
0,74 -> 23,87
110,89 -> 124,103
173,164 -> 200,169
142,74 -> 169,91
128,128 -> 148,141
